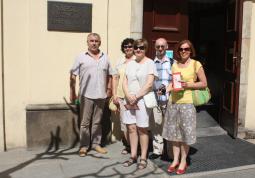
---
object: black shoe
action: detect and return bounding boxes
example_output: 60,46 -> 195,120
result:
149,153 -> 161,160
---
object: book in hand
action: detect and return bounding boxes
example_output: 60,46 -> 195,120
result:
124,103 -> 139,110
172,72 -> 183,91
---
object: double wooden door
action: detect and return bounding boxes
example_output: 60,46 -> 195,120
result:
143,0 -> 188,58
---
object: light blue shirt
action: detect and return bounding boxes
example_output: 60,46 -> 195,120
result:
154,56 -> 172,104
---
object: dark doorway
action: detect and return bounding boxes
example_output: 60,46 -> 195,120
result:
188,0 -> 242,137
188,1 -> 226,123
143,0 -> 242,137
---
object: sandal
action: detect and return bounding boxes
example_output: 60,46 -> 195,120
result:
138,159 -> 147,170
79,147 -> 88,157
121,147 -> 130,155
123,157 -> 137,167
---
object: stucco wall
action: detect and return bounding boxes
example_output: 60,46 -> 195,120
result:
108,0 -> 132,66
3,0 -> 29,149
245,1 -> 255,129
0,0 -> 4,151
2,0 -> 131,149
239,1 -> 253,126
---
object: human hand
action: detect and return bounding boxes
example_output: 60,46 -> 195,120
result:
113,95 -> 119,105
127,94 -> 137,105
181,81 -> 188,89
70,94 -> 77,104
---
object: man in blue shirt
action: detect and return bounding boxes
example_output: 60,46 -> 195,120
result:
149,38 -> 172,159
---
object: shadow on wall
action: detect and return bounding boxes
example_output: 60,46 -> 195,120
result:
101,98 -> 112,146
64,97 -> 114,148
26,96 -> 115,152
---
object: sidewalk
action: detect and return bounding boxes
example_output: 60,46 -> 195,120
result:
0,142 -> 167,178
1,141 -> 255,178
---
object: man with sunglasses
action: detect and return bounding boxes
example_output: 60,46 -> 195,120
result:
70,33 -> 113,157
149,38 -> 173,160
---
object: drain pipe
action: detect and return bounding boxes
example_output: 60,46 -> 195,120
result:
1,0 -> 6,151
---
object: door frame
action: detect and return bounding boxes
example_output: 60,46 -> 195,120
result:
233,0 -> 244,136
219,0 -> 243,137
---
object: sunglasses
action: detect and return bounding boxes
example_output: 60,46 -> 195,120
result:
156,45 -> 165,49
123,45 -> 133,49
134,45 -> 145,50
178,47 -> 191,52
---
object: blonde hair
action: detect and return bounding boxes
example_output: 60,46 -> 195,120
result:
134,39 -> 149,52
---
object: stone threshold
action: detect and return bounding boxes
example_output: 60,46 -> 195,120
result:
197,126 -> 227,137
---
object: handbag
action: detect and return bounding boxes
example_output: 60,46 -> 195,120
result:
143,91 -> 158,108
192,87 -> 211,106
192,60 -> 211,106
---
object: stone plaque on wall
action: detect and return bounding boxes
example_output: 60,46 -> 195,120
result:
47,1 -> 92,32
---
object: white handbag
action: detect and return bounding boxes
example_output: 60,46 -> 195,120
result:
143,91 -> 158,108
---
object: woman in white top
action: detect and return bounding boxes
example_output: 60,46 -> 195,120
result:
122,39 -> 158,169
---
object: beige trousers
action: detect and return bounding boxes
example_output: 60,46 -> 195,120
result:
79,96 -> 106,149
150,105 -> 166,155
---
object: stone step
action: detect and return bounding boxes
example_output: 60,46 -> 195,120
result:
197,126 -> 227,137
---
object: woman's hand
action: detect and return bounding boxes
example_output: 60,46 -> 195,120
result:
181,81 -> 188,89
127,94 -> 137,105
113,95 -> 119,105
166,82 -> 173,93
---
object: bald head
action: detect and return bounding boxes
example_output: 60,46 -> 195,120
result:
155,38 -> 168,59
155,38 -> 168,46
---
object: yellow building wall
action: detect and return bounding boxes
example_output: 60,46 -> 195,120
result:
108,0 -> 132,66
29,0 -> 108,104
245,2 -> 255,130
0,0 -> 4,151
3,0 -> 29,149
2,0 -> 131,149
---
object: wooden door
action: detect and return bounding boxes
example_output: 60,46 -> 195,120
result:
220,0 -> 243,138
143,0 -> 188,58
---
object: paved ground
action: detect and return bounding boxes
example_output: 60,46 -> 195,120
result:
1,110 -> 255,178
1,141 -> 255,178
0,142 -> 168,178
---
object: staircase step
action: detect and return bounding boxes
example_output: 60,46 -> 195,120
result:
197,126 -> 227,137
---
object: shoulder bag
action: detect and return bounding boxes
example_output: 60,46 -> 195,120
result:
192,60 -> 211,106
143,91 -> 158,108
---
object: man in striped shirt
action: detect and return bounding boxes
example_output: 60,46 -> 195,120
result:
149,38 -> 173,160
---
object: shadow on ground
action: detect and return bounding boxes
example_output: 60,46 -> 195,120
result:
0,146 -> 166,178
151,135 -> 255,175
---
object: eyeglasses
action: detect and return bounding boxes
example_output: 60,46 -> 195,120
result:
156,45 -> 165,49
134,46 -> 145,50
123,45 -> 133,49
178,47 -> 191,52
